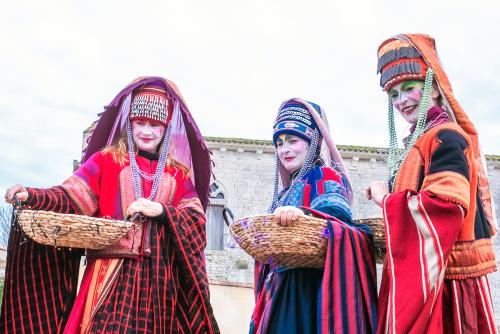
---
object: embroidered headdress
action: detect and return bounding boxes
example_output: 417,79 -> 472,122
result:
377,38 -> 429,92
377,34 -> 496,234
129,85 -> 172,126
269,98 -> 352,212
377,36 -> 436,183
81,77 -> 212,209
273,100 -> 319,144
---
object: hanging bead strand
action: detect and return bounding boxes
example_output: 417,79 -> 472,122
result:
269,129 -> 319,212
126,118 -> 172,201
386,68 -> 435,185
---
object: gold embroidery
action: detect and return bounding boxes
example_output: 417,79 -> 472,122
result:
62,175 -> 98,216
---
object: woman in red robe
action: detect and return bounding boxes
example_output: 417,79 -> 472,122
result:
3,77 -> 220,333
366,34 -> 497,334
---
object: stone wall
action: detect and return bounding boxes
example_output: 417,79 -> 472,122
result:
486,164 -> 500,324
204,137 -> 500,327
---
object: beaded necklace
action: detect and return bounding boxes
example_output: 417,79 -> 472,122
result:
126,119 -> 172,200
269,129 -> 319,213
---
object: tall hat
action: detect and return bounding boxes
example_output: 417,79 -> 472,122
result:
377,34 -> 496,234
269,98 -> 352,212
81,77 -> 212,210
377,38 -> 429,92
377,36 -> 437,183
272,100 -> 320,144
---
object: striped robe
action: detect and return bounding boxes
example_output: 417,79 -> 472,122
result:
1,150 -> 219,334
377,119 -> 497,334
0,188 -> 82,333
250,165 -> 378,334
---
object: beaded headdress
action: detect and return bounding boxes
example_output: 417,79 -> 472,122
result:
269,98 -> 352,213
272,101 -> 319,144
124,85 -> 173,199
81,77 -> 212,210
377,37 -> 435,185
129,86 -> 171,126
377,33 -> 496,236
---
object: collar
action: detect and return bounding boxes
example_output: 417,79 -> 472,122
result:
137,150 -> 159,160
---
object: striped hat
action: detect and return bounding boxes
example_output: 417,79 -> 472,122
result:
272,100 -> 321,144
129,85 -> 171,125
377,38 -> 428,91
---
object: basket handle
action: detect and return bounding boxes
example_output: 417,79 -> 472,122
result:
13,195 -> 22,209
126,212 -> 141,223
223,207 -> 234,227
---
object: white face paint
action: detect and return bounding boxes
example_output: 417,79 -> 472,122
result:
389,80 -> 440,124
276,134 -> 309,173
131,119 -> 166,153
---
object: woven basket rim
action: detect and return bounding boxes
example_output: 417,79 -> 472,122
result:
230,213 -> 386,265
16,209 -> 130,223
230,213 -> 329,268
232,213 -> 328,225
16,209 -> 135,249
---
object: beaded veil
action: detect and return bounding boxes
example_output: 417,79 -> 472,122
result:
269,98 -> 353,212
81,76 -> 212,209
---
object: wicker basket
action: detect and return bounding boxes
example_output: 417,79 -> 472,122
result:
16,210 -> 135,249
355,217 -> 385,262
230,214 -> 385,267
230,214 -> 329,268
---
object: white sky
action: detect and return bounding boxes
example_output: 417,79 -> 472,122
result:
1,0 -> 499,195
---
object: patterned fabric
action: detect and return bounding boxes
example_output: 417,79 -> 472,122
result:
250,165 -> 377,334
82,77 -> 212,211
440,276 -> 497,333
377,38 -> 428,91
320,217 -> 377,333
378,190 -> 497,333
130,86 -> 171,126
272,100 -> 321,144
1,151 -> 219,334
387,34 -> 496,235
392,122 -> 496,278
64,150 -> 218,333
377,110 -> 497,333
82,207 -> 216,333
272,98 -> 354,206
0,187 -> 82,333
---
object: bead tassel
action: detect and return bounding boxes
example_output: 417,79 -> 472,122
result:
386,69 -> 435,187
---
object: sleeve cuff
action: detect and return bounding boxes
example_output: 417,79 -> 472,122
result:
154,205 -> 168,223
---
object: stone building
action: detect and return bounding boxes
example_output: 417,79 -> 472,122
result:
204,136 -> 500,327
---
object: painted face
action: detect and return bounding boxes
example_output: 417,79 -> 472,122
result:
131,119 -> 166,153
276,134 -> 309,174
389,81 -> 425,124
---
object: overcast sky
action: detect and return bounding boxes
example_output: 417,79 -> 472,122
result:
1,0 -> 499,197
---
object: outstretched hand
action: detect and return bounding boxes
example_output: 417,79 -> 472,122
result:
273,206 -> 304,226
4,184 -> 28,204
127,198 -> 164,218
365,181 -> 389,208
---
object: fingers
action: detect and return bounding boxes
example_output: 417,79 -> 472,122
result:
126,201 -> 138,217
126,198 -> 163,218
5,184 -> 27,204
365,186 -> 372,200
274,206 -> 302,226
279,208 -> 287,226
366,181 -> 389,208
285,208 -> 294,226
127,199 -> 144,217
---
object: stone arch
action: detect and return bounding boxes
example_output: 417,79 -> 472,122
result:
209,180 -> 227,200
